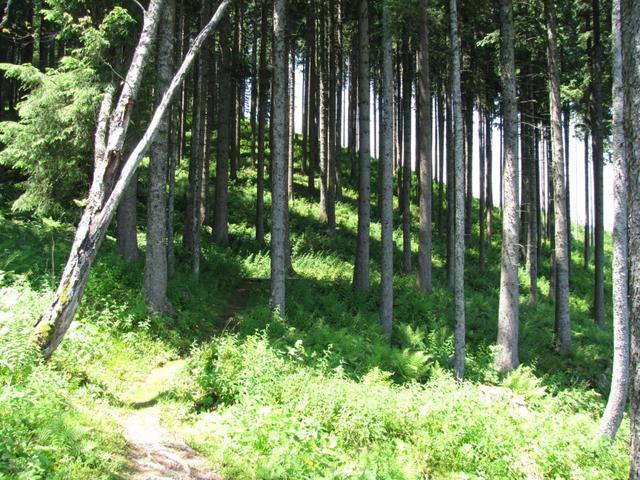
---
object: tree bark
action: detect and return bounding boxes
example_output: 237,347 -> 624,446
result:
401,37 -> 412,274
545,0 -> 571,355
622,1 -> 640,475
591,0 -> 605,328
144,0 -> 175,315
271,0 -> 287,316
495,0 -> 520,373
600,0 -> 629,440
353,0 -> 371,293
256,0 -> 269,245
214,16 -> 232,246
379,1 -> 394,337
416,0 -> 432,293
116,177 -> 139,262
450,0 -> 465,379
33,0 -> 233,358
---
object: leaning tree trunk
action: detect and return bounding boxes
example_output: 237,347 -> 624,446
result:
353,0 -> 371,293
144,0 -> 176,315
545,0 -> 572,355
271,0 -> 287,316
379,0 -> 393,336
33,0 -> 233,359
600,0 -> 628,440
416,0 -> 432,294
495,0 -> 520,373
450,0 -> 465,380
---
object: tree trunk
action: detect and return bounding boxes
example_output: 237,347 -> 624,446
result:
401,38 -> 412,274
416,0 -> 432,293
584,130 -> 590,267
464,94 -> 473,241
144,0 -> 175,315
379,1 -> 394,336
353,0 -> 371,293
485,110 -> 494,240
545,0 -> 571,355
214,16 -> 232,246
495,0 -> 520,373
33,0 -> 233,358
116,177 -> 139,262
622,0 -> 640,474
446,88 -> 455,288
600,0 -> 628,440
450,0 -> 465,380
256,0 -> 269,245
288,47 -> 295,203
591,0 -> 605,328
271,0 -> 287,316
437,90 -> 445,232
479,103 -> 486,272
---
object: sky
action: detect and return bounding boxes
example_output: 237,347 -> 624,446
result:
289,68 -> 615,232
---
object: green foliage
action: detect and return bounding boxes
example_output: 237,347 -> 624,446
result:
0,58 -> 102,217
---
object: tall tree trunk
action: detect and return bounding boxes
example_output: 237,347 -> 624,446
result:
348,44 -> 358,183
446,88 -> 455,287
545,0 -> 571,355
464,94 -> 473,241
591,0 -> 605,328
250,14 -> 259,168
318,0 -> 330,228
256,0 -> 269,245
600,0 -> 628,440
624,0 -> 640,473
450,0 -> 465,379
437,90 -> 445,232
563,107 -> 572,278
144,0 -> 175,315
379,1 -> 394,336
288,46 -> 295,202
401,38 -> 412,274
417,0 -> 432,293
584,131 -> 590,267
214,17 -> 232,246
479,102 -> 486,272
485,110 -> 494,240
353,0 -> 371,293
495,0 -> 520,373
33,0 -> 233,358
271,0 -> 287,316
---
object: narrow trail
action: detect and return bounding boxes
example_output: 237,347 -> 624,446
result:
117,360 -> 222,480
117,279 -> 265,480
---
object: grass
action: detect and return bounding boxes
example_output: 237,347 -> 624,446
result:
0,128 -> 630,479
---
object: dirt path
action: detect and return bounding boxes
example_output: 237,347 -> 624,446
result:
117,280 -> 265,479
117,360 -> 222,480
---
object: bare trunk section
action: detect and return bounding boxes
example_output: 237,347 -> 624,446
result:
33,0 -> 233,359
545,0 -> 571,355
353,0 -> 371,293
255,1 -> 269,245
600,0 -> 628,440
401,38 -> 412,274
495,0 -> 520,373
116,178 -> 139,262
450,0 -> 465,380
416,0 -> 432,294
271,0 -> 287,316
379,1 -> 393,336
214,17 -> 232,246
591,0 -> 605,328
144,0 -> 176,315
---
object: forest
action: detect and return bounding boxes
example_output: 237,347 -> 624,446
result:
0,0 -> 639,478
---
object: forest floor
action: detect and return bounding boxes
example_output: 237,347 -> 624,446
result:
0,145 -> 632,478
